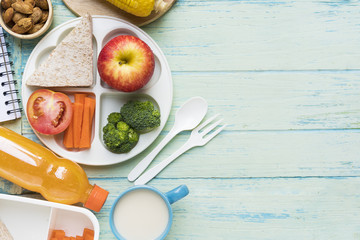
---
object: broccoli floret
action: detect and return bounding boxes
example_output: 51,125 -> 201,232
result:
117,128 -> 139,153
103,123 -> 116,134
107,112 -> 122,124
117,121 -> 130,131
103,120 -> 139,153
120,100 -> 161,132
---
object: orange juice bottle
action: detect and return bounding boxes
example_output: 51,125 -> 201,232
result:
0,126 -> 108,212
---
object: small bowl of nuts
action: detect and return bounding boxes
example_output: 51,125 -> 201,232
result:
0,0 -> 53,39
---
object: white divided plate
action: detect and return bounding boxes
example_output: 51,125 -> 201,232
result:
22,16 -> 173,166
0,193 -> 99,240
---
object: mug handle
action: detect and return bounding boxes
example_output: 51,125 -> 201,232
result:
165,185 -> 189,204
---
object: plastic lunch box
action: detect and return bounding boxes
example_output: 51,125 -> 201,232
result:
0,193 -> 99,239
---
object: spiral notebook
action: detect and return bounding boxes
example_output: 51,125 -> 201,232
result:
0,27 -> 21,123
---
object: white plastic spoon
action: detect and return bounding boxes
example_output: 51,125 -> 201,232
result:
128,97 -> 208,182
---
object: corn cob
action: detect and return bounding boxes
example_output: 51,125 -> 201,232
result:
106,0 -> 167,17
0,220 -> 14,240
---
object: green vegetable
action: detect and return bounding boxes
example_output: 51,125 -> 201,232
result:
107,112 -> 122,124
117,121 -> 129,131
103,123 -> 116,134
120,100 -> 161,133
102,115 -> 139,153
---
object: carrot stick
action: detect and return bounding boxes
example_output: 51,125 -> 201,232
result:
73,102 -> 84,148
84,235 -> 94,240
88,98 -> 96,134
87,97 -> 96,143
80,97 -> 95,148
79,97 -> 95,148
79,98 -> 91,149
63,103 -> 74,148
74,93 -> 86,105
52,229 -> 65,239
83,228 -> 94,239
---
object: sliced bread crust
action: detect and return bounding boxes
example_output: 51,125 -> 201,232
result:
26,14 -> 93,87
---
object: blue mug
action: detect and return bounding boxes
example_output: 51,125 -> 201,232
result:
109,185 -> 189,240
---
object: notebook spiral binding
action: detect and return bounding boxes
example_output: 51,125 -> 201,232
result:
0,51 -> 10,57
0,61 -> 13,67
5,98 -> 21,105
2,86 -> 22,114
1,80 -> 16,86
0,32 -> 22,116
7,108 -> 22,115
3,89 -> 18,96
0,70 -> 15,77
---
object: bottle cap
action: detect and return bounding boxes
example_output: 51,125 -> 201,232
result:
84,185 -> 109,212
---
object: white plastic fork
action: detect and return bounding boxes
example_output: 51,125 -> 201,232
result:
134,114 -> 227,185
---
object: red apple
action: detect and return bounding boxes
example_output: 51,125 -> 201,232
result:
97,35 -> 155,92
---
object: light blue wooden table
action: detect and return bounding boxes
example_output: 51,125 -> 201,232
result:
1,0 -> 360,239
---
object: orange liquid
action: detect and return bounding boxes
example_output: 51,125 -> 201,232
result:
0,126 -> 93,205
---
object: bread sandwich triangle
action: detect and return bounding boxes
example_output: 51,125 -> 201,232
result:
26,14 -> 93,87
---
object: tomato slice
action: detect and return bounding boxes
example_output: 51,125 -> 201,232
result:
27,89 -> 73,135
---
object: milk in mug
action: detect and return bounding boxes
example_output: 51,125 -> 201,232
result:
113,189 -> 170,240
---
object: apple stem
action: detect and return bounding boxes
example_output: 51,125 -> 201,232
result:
119,60 -> 127,65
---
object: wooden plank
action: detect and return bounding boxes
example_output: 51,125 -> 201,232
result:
93,177 -> 360,240
170,71 -> 360,131
144,0 -> 360,71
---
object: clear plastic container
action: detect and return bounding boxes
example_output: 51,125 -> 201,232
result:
0,126 -> 108,212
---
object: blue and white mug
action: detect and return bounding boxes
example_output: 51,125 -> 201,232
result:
110,185 -> 189,240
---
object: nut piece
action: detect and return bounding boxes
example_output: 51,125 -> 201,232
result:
11,17 -> 33,33
11,1 -> 33,14
6,20 -> 14,28
1,0 -> 12,9
34,0 -> 47,10
24,0 -> 35,7
27,22 -> 43,34
29,6 -> 41,23
38,9 -> 47,23
12,11 -> 25,23
2,7 -> 14,23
